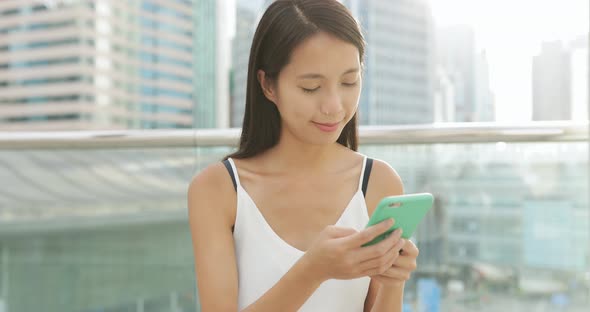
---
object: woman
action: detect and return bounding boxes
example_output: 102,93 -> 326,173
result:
188,0 -> 419,311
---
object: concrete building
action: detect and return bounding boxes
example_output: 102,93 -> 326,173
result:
0,0 -> 229,130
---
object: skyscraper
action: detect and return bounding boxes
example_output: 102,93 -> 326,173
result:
230,0 -> 271,128
532,41 -> 572,121
433,66 -> 457,122
230,2 -> 259,128
194,0 -> 231,129
475,51 -> 495,122
344,0 -> 435,125
436,25 -> 476,122
569,35 -> 588,121
0,0 -> 227,130
435,25 -> 495,123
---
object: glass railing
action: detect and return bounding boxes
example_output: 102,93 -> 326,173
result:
0,121 -> 588,312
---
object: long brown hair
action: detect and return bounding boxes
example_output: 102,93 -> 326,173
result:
226,0 -> 365,160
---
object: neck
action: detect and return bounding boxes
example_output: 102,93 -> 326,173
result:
262,132 -> 345,174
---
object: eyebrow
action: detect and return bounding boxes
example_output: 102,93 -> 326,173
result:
296,68 -> 359,79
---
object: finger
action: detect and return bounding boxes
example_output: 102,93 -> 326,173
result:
357,237 -> 400,273
392,255 -> 417,271
376,266 -> 412,281
399,240 -> 418,257
355,228 -> 403,262
342,218 -> 395,247
359,237 -> 406,275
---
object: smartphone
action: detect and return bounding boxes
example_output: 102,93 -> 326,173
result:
362,193 -> 434,247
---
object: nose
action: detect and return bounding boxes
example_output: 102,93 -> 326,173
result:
319,89 -> 344,116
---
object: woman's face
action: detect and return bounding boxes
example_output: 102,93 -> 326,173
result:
261,31 -> 362,145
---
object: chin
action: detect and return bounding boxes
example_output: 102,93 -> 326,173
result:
307,132 -> 342,145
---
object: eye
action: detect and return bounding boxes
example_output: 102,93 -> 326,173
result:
301,86 -> 320,93
342,81 -> 358,87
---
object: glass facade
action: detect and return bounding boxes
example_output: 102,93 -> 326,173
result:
192,0 -> 218,129
0,0 -> 209,130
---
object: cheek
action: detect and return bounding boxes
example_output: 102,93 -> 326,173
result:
276,87 -> 315,119
344,89 -> 361,114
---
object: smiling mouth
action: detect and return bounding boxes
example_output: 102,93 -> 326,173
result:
312,121 -> 340,127
312,121 -> 341,132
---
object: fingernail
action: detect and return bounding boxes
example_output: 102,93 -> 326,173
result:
386,218 -> 394,226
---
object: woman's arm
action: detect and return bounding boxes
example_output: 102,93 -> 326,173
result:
366,282 -> 404,311
188,163 -> 239,311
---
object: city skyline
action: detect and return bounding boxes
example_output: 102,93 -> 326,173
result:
228,0 -> 588,124
0,0 -> 587,131
430,0 -> 589,122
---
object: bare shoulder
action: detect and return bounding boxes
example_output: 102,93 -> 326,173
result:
364,158 -> 404,215
187,160 -> 239,311
188,161 -> 233,193
187,161 -> 236,228
368,158 -> 404,194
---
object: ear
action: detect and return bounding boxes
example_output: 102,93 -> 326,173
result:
257,69 -> 278,104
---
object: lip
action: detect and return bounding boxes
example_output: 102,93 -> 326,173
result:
312,121 -> 340,132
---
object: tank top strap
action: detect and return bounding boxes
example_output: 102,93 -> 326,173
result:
222,157 -> 242,191
358,156 -> 374,197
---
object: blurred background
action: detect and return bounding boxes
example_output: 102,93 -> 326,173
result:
0,0 -> 588,311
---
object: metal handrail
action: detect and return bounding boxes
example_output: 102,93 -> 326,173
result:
0,121 -> 587,149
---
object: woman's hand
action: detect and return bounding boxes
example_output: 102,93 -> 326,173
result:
370,239 -> 419,288
299,219 -> 406,283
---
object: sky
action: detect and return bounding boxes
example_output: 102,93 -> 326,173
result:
429,0 -> 589,122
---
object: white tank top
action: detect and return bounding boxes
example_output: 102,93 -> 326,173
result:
225,156 -> 373,311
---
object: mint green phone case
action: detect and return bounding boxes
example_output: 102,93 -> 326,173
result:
363,193 -> 434,247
